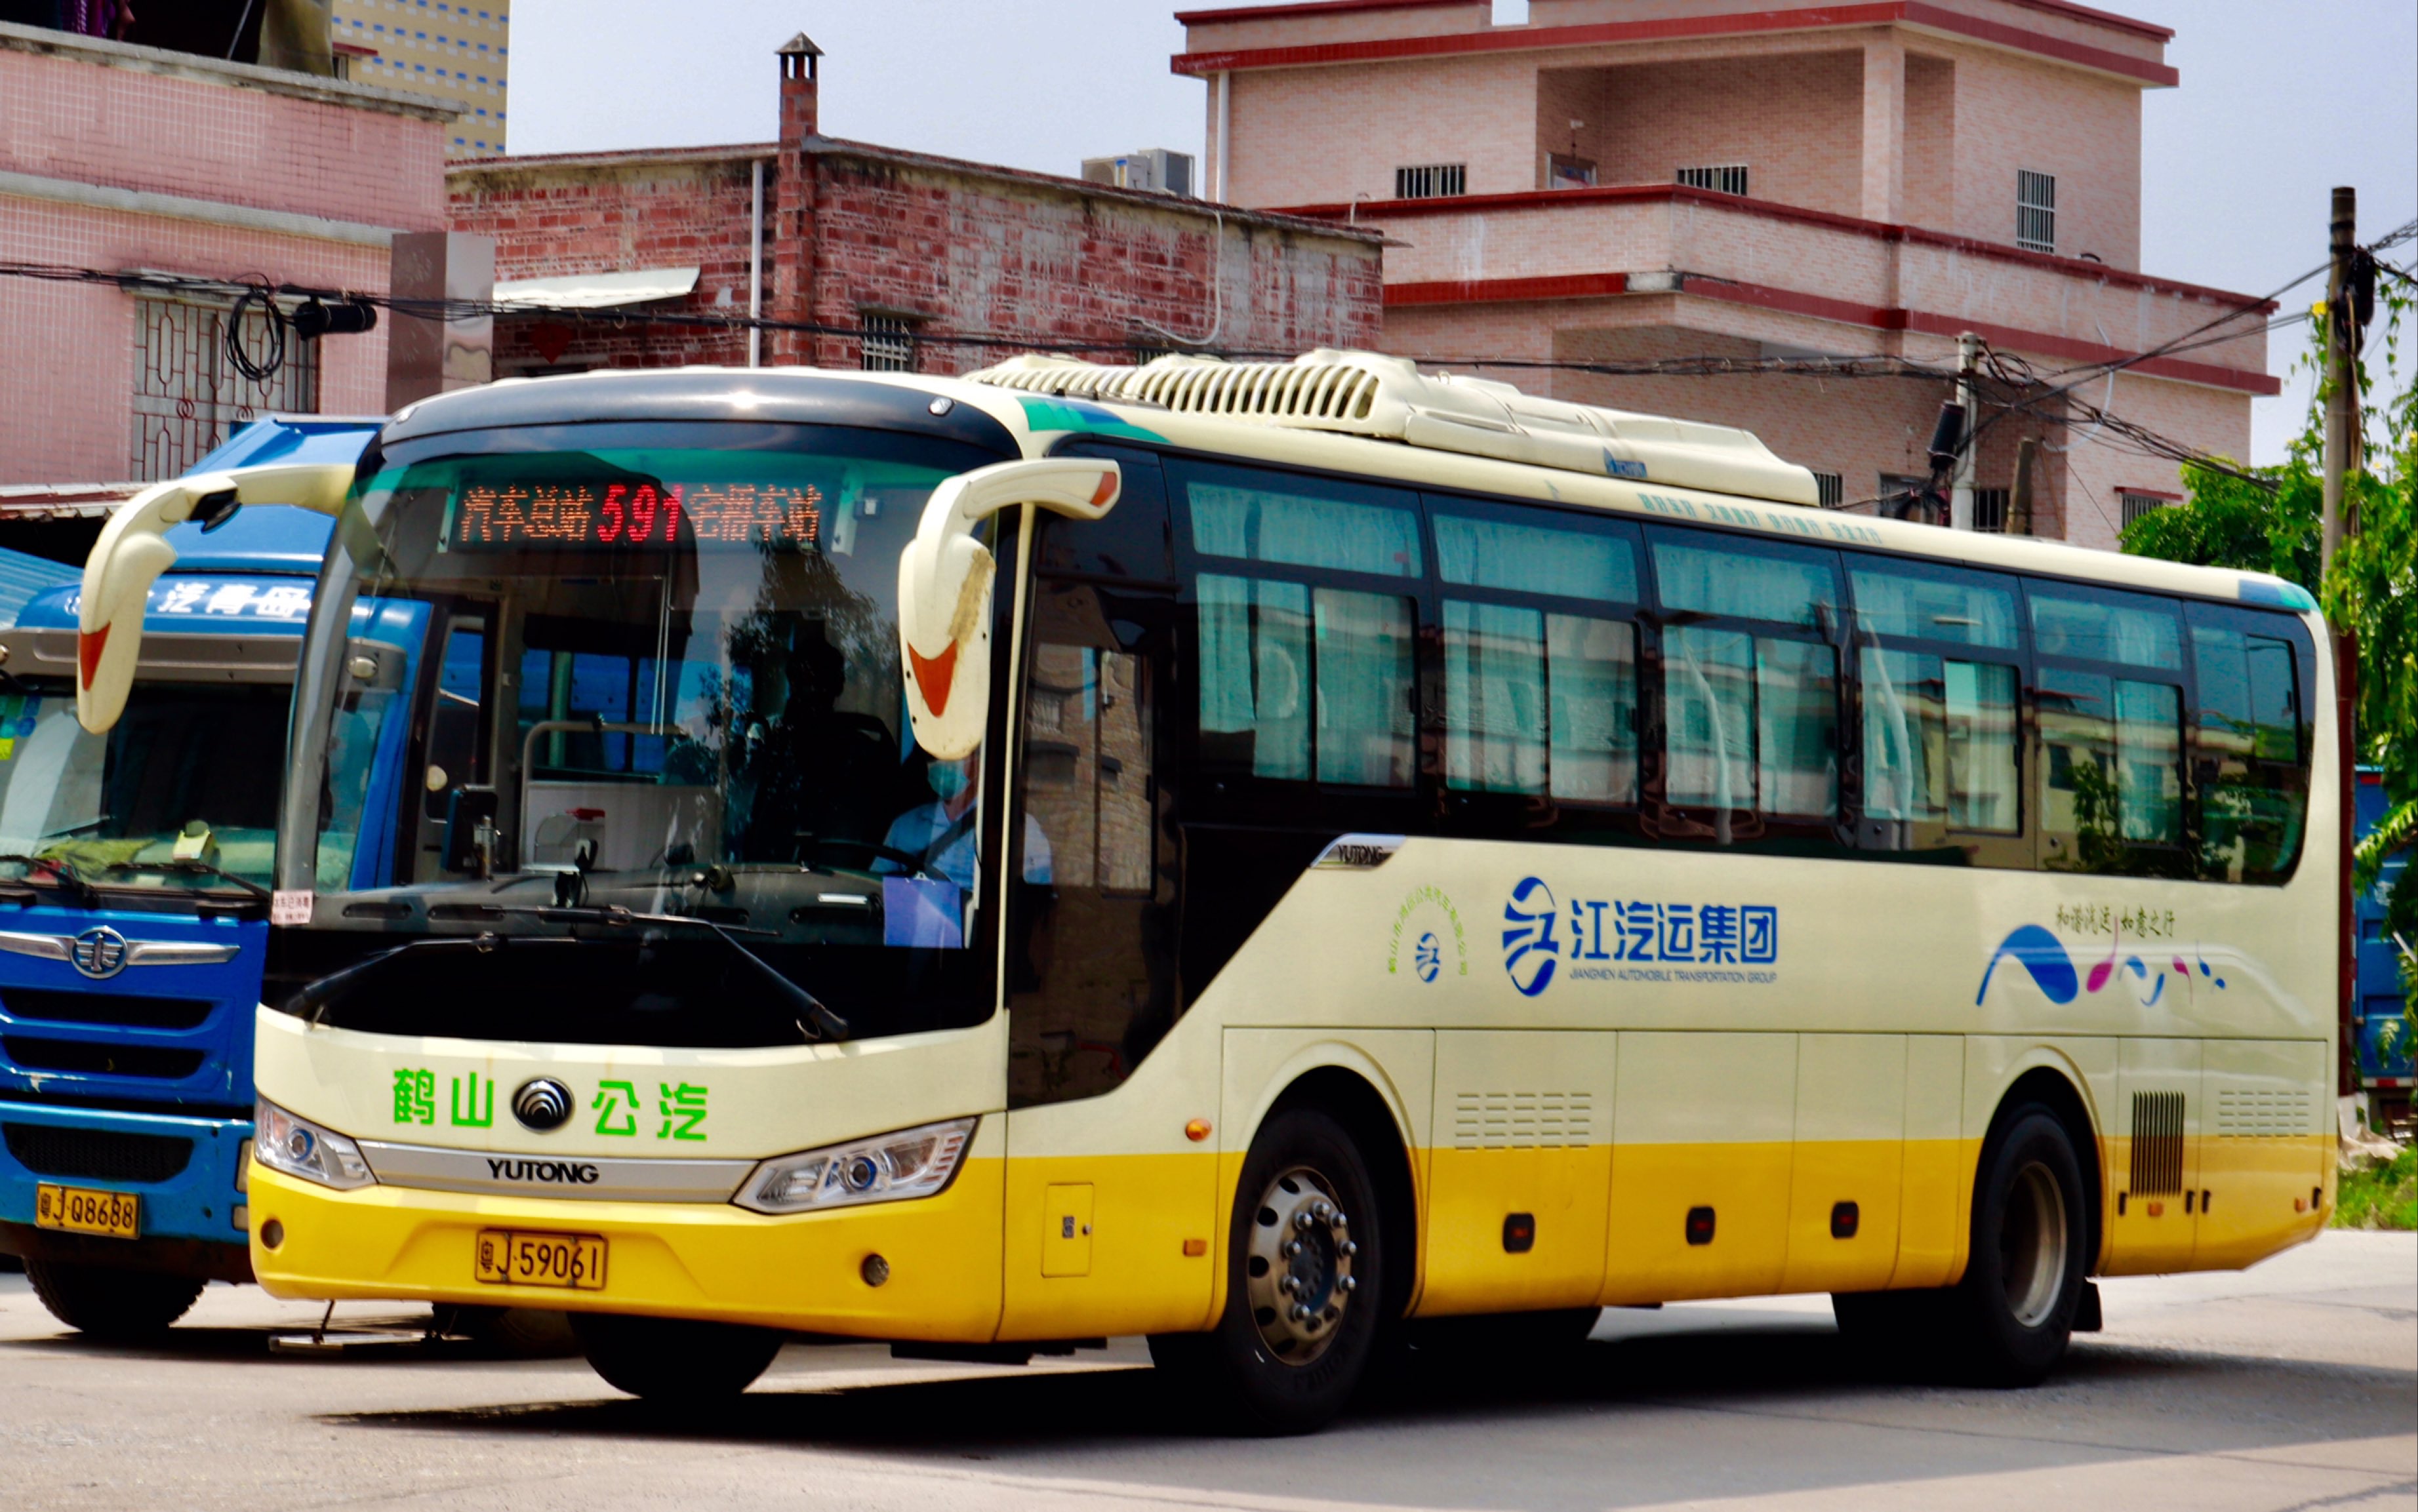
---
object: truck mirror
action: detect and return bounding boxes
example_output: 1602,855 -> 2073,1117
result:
77,461 -> 357,734
896,458 -> 1119,760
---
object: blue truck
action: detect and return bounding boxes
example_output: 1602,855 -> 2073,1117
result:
2354,766 -> 2415,1134
0,417 -> 379,1336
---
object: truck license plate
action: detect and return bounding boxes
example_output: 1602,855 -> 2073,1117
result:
474,1229 -> 607,1291
34,1184 -> 139,1240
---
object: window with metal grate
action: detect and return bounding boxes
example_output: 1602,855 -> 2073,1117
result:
1973,487 -> 2010,532
2017,169 -> 2056,254
3,1123 -> 194,1183
1812,471 -> 1844,509
1394,163 -> 1467,199
860,314 -> 918,373
2121,492 -> 2172,530
1678,165 -> 1749,197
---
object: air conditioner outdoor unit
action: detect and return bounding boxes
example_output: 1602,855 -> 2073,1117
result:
1079,148 -> 1194,197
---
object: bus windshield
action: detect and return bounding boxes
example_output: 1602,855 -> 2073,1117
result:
298,422 -> 1009,1045
0,680 -> 287,899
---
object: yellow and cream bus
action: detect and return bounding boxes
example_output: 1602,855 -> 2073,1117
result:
76,351 -> 2342,1432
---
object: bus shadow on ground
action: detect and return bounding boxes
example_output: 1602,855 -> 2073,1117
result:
327,1323 -> 2418,1458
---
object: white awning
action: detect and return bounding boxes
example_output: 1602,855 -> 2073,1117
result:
493,266 -> 700,311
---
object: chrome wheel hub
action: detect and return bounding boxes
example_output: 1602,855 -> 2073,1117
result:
2001,1159 -> 2068,1329
1245,1165 -> 1357,1363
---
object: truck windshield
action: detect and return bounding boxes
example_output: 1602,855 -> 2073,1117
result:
297,422 -> 1009,1044
0,680 -> 287,899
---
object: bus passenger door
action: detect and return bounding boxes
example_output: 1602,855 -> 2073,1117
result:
1780,1034 -> 1904,1295
2104,1039 -> 2201,1273
2195,1039 -> 2327,1267
1602,1032 -> 1796,1303
997,481 -> 1218,1341
1422,1031 -> 1617,1316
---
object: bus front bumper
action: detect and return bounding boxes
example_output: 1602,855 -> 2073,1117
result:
246,1159 -> 1006,1339
0,1100 -> 252,1280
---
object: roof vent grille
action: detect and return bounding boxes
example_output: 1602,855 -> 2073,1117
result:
966,350 -> 1818,505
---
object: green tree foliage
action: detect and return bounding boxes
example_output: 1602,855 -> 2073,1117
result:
2122,277 -> 2418,1047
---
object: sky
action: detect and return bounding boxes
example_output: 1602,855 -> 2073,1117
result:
506,0 -> 2417,466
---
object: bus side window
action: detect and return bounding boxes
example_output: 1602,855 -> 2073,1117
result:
2188,607 -> 2310,883
1647,528 -> 1842,827
1845,556 -> 2023,848
1179,462 -> 1422,792
2028,584 -> 2186,875
1432,504 -> 1642,808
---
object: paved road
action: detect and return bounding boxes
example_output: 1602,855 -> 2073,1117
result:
1,1231 -> 2409,1511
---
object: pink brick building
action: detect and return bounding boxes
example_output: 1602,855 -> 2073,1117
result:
0,21 -> 453,499
1177,0 -> 2276,548
447,39 -> 1384,383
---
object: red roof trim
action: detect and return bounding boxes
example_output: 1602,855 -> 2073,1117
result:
2116,486 -> 2186,500
1173,1 -> 2178,87
1175,0 -> 1469,24
1388,271 -> 1631,306
1179,0 -> 2172,40
1386,270 -> 2282,395
1269,183 -> 2273,310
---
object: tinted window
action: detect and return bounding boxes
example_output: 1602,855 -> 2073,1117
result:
1652,533 -> 1838,628
1849,558 -> 2019,648
2190,611 -> 2309,883
2039,668 -> 2183,869
1664,626 -> 1838,820
1189,465 -> 1421,577
2030,584 -> 2182,669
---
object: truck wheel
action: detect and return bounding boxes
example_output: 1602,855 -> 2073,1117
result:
24,1261 -> 206,1340
1149,1107 -> 1386,1435
1948,1105 -> 2087,1385
571,1312 -> 783,1400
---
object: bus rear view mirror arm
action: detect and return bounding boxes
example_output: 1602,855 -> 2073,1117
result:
897,458 -> 1120,759
76,462 -> 356,734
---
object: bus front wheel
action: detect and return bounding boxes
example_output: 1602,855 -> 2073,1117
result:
24,1260 -> 205,1340
1950,1105 -> 2087,1385
1150,1107 -> 1387,1435
572,1312 -> 784,1401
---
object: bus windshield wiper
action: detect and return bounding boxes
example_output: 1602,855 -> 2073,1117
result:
492,905 -> 852,1042
100,859 -> 272,902
0,853 -> 100,909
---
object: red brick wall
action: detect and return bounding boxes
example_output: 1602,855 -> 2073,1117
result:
450,148 -> 1385,380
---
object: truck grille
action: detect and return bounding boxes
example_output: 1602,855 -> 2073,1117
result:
3,1122 -> 195,1182
0,987 -> 214,1031
1,1037 -> 206,1080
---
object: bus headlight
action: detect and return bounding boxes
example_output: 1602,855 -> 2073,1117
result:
253,1098 -> 375,1191
733,1117 -> 976,1215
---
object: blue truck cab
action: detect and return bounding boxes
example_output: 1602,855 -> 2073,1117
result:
0,417 -> 385,1336
2353,767 -> 2415,1130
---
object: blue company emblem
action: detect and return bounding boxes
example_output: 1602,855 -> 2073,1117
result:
1501,877 -> 1562,997
1413,932 -> 1443,984
70,926 -> 129,980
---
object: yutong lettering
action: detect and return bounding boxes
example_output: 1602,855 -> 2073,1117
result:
486,1157 -> 602,1186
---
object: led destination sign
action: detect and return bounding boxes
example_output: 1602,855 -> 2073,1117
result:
447,481 -> 825,551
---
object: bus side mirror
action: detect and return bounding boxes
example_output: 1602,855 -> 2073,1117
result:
897,458 -> 1120,760
77,461 -> 357,734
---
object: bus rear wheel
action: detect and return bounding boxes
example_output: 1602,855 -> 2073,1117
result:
24,1260 -> 205,1340
1949,1105 -> 2087,1385
1149,1107 -> 1386,1435
571,1312 -> 784,1400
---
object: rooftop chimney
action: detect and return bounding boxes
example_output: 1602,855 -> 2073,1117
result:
778,32 -> 822,143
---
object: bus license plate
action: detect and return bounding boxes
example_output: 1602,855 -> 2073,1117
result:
34,1184 -> 139,1240
474,1229 -> 607,1291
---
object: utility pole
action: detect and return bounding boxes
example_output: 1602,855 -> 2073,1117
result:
1950,331 -> 1981,530
2009,435 -> 2038,536
2321,186 -> 2358,575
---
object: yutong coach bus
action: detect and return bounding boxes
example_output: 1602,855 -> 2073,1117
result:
75,351 -> 2341,1431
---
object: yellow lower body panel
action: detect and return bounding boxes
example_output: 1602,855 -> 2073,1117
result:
247,1159 -> 1006,1341
999,1151 -> 1219,1340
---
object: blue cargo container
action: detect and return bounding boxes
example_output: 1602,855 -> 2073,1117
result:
0,418 -> 381,1334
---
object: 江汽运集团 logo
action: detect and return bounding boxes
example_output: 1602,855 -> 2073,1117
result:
1502,877 -> 1562,997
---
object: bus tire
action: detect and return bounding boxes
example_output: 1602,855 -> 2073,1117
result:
1949,1105 -> 2087,1386
571,1312 -> 783,1400
1150,1107 -> 1386,1435
24,1260 -> 205,1340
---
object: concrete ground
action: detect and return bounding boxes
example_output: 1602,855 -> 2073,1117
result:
0,1231 -> 2409,1511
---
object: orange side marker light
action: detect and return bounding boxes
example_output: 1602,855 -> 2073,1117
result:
1184,1119 -> 1211,1142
